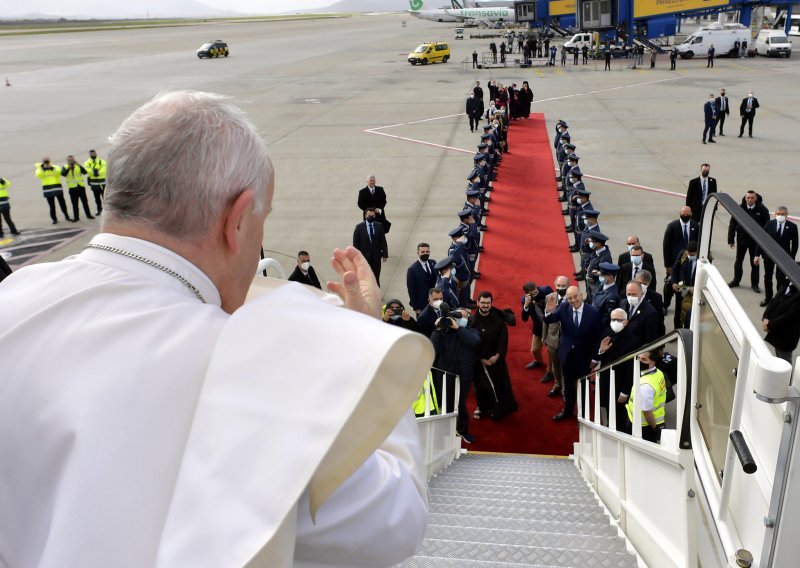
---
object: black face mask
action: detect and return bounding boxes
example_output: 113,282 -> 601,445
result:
420,254 -> 430,262
556,288 -> 567,297
701,172 -> 709,178
680,215 -> 692,223
366,217 -> 375,223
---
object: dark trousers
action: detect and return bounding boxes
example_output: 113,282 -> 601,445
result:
90,184 -> 105,213
472,58 -> 478,68
469,116 -> 479,131
670,59 -> 676,70
0,207 -> 17,234
563,373 -> 578,415
583,53 -> 588,64
663,275 -> 675,309
740,114 -> 754,136
703,121 -> 715,142
69,187 -> 93,220
368,259 -> 382,286
733,240 -> 759,286
604,59 -> 611,70
763,258 -> 787,301
573,53 -> 578,64
715,113 -> 727,134
46,192 -> 70,222
707,57 -> 713,68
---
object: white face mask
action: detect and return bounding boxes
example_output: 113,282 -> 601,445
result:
432,300 -> 443,310
627,244 -> 635,252
458,236 -> 468,244
598,275 -> 607,285
300,261 -> 311,272
390,314 -> 401,321
641,284 -> 648,292
776,215 -> 787,223
631,255 -> 643,266
457,318 -> 468,328
610,321 -> 625,333
627,295 -> 641,307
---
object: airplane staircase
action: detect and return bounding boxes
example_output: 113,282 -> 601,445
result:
397,453 -> 639,567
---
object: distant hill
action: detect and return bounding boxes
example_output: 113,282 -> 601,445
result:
0,0 -> 235,20
314,0 -> 411,13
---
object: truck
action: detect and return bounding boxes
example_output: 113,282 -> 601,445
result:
754,29 -> 792,57
675,23 -> 751,59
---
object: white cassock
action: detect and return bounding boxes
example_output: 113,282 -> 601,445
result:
0,233 -> 434,568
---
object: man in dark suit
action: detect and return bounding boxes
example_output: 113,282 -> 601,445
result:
406,242 -> 438,315
287,250 -> 321,289
617,235 -> 655,268
703,94 -> 717,144
714,88 -> 730,136
755,206 -> 799,306
416,288 -> 444,338
620,281 -> 661,343
663,206 -> 700,313
685,163 -> 717,223
635,269 -> 665,336
739,91 -> 760,138
357,175 -> 390,234
617,245 -> 657,297
544,286 -> 602,421
671,241 -> 699,329
352,207 -> 388,286
728,190 -> 770,292
762,280 -> 800,362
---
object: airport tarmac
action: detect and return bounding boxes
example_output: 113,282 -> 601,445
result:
1,14 -> 798,327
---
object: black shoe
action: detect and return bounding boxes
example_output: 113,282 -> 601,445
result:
575,274 -> 586,281
457,431 -> 475,444
702,140 -> 706,144
479,226 -> 487,232
558,196 -> 567,202
96,209 -> 102,215
663,307 -> 669,316
525,360 -> 541,369
719,133 -> 725,136
738,134 -> 743,138
540,372 -> 554,383
760,298 -> 771,307
547,387 -> 562,398
87,214 -> 95,220
708,139 -> 716,143
749,135 -> 753,138
574,270 -> 585,277
11,230 -> 20,235
478,246 -> 485,252
752,285 -> 761,293
70,217 -> 78,223
52,219 -> 58,225
727,281 -> 740,288
565,225 -> 574,232
553,410 -> 569,420
568,246 -> 580,253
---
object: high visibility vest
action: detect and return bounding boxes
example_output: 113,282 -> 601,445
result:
0,178 -> 9,202
35,163 -> 63,197
83,157 -> 107,185
413,371 -> 439,417
626,367 -> 666,426
61,164 -> 87,189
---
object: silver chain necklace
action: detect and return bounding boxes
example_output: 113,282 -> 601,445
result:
85,242 -> 207,303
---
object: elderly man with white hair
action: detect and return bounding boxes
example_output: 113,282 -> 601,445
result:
0,91 -> 433,568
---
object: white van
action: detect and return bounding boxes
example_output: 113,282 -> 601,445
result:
755,29 -> 792,57
675,24 -> 751,59
563,32 -> 593,53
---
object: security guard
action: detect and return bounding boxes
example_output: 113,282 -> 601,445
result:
625,350 -> 667,443
35,157 -> 72,224
84,149 -> 107,216
0,177 -> 20,236
61,155 -> 94,221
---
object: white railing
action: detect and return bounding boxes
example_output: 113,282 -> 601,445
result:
416,370 -> 462,480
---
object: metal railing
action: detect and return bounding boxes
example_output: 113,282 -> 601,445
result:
416,367 -> 462,480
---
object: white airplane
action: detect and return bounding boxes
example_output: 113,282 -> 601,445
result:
408,0 -> 516,23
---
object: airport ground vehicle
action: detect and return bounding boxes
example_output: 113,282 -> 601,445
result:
675,24 -> 750,59
563,32 -> 594,53
454,27 -> 464,39
755,29 -> 792,57
197,40 -> 229,59
408,42 -> 451,65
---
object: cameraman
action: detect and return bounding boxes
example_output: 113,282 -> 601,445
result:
382,299 -> 417,332
430,305 -> 480,443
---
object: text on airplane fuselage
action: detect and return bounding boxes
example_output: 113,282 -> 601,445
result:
455,9 -> 512,16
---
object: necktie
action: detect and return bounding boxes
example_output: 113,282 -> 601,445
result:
424,262 -> 430,275
779,223 -> 784,238
683,224 -> 689,246
721,98 -> 725,111
573,310 -> 579,329
368,223 -> 374,243
633,267 -> 640,279
747,98 -> 752,111
702,178 -> 707,202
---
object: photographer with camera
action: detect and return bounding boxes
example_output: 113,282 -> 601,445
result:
382,299 -> 417,332
430,303 -> 480,443
84,149 -> 107,216
35,157 -> 72,224
61,155 -> 94,222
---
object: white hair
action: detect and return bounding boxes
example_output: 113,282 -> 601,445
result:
104,91 -> 273,238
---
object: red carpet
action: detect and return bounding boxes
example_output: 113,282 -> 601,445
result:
467,114 -> 578,456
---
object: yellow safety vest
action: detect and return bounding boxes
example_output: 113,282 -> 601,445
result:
35,163 -> 63,197
83,157 -> 107,184
413,371 -> 439,416
626,367 -> 666,426
0,178 -> 9,201
61,164 -> 87,189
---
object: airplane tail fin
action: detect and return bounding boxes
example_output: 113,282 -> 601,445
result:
409,0 -> 424,12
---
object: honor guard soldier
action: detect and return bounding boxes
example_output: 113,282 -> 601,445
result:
557,144 -> 576,193
61,155 -> 94,221
565,169 -> 587,228
84,149 -> 107,216
465,188 -> 486,229
561,153 -> 580,200
434,255 -> 460,309
448,227 -> 473,307
0,177 -> 20,236
35,157 -> 72,224
457,208 -> 481,273
585,232 -> 613,300
591,262 -> 620,328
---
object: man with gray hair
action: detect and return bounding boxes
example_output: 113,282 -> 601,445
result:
0,91 -> 433,567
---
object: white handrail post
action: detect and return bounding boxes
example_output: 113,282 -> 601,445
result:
609,368 -> 617,430
633,355 -> 642,438
594,370 -> 601,425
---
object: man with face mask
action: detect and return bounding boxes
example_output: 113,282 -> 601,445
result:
590,262 -> 620,329
617,235 -> 654,269
714,88 -> 730,136
287,250 -> 321,289
584,232 -> 612,300
624,350 -> 667,443
466,92 -> 483,132
406,243 -> 437,315
685,163 -> 717,223
434,256 -> 460,309
754,206 -> 799,307
430,306 -> 480,443
702,93 -> 717,144
671,241 -> 699,329
596,308 -> 643,432
620,281 -> 660,343
635,270 -> 665,337
416,287 -> 445,338
738,91 -> 760,138
727,190 -> 770,293
352,207 -> 388,286
618,245 -> 657,296
382,299 -> 417,332
544,286 -> 602,421
541,276 -> 570,396
663,207 -> 700,313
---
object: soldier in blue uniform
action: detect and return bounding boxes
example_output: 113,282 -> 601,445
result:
457,209 -> 481,275
574,209 -> 601,277
584,232 -> 613,301
465,189 -> 485,230
591,262 -> 620,328
567,181 -> 590,234
434,255 -> 460,309
557,144 -> 576,199
556,131 -> 571,167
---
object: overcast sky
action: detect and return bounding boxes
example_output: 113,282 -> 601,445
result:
215,0 -> 334,12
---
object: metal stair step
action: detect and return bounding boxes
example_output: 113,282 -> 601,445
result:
430,475 -> 589,492
430,503 -> 610,525
424,524 -> 629,553
413,538 -> 639,567
429,486 -> 597,504
397,556 -> 555,567
436,469 -> 584,483
429,494 -> 601,513
427,513 -> 618,537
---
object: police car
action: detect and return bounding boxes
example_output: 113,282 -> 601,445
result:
197,40 -> 229,59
